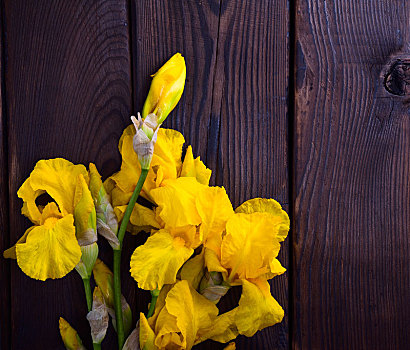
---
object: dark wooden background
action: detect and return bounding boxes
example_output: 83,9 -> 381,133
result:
0,1 -> 408,349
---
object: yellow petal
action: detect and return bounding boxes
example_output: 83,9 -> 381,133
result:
168,225 -> 201,249
193,157 -> 212,185
16,214 -> 81,280
152,128 -> 185,184
150,178 -> 204,228
40,202 -> 63,223
224,342 -> 236,350
114,203 -> 160,234
180,251 -> 205,290
18,158 -> 89,218
154,305 -> 182,348
142,53 -> 186,123
3,226 -> 34,259
222,213 -> 281,281
268,258 -> 286,278
148,284 -> 173,329
5,202 -> 63,260
204,248 -> 227,275
162,280 -> 219,349
74,174 -> 97,246
181,146 -> 212,185
196,186 -> 234,251
18,178 -> 44,224
130,230 -> 193,290
196,309 -> 238,344
111,186 -> 133,208
139,313 -> 157,350
235,279 -> 284,337
235,198 -> 290,242
59,317 -> 86,350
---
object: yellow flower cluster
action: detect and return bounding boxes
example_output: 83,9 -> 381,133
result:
4,52 -> 289,350
107,122 -> 289,348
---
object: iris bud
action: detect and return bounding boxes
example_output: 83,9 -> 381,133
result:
142,52 -> 186,124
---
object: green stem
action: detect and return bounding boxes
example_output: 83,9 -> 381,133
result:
82,278 -> 92,312
113,168 -> 149,349
93,343 -> 102,350
146,289 -> 159,319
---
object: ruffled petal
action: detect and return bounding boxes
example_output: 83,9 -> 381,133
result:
114,203 -> 160,234
235,279 -> 284,337
150,178 -> 204,228
168,225 -> 201,249
196,186 -> 234,251
17,158 -> 89,218
222,213 -> 281,281
16,214 -> 81,280
154,307 -> 182,349
196,309 -> 238,344
235,198 -> 290,242
163,280 -> 219,349
130,230 -> 193,290
18,178 -> 44,224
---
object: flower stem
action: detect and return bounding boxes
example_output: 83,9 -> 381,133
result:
82,278 -> 92,312
113,168 -> 149,349
146,289 -> 159,318
93,343 -> 102,350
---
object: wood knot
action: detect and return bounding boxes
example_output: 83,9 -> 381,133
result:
383,58 -> 410,96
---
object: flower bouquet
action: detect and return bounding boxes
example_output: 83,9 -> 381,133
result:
4,53 -> 289,350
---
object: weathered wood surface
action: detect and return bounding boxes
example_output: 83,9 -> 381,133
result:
1,0 -> 409,349
1,0 -> 289,349
3,1 -> 133,349
293,0 -> 410,349
0,2 -> 11,349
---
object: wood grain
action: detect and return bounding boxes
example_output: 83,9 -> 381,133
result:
130,0 -> 221,162
0,1 -> 11,348
209,1 -> 290,349
3,1 -> 132,348
293,0 -> 410,349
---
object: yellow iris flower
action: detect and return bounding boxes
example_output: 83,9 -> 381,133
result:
129,177 -> 233,291
203,198 -> 289,283
3,158 -> 98,281
106,125 -> 211,233
196,198 -> 290,340
139,280 -> 219,350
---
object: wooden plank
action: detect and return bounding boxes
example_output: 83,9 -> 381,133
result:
4,1 -> 132,348
131,1 -> 289,349
0,1 -> 11,348
293,0 -> 410,349
130,0 -> 221,163
211,1 -> 289,349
